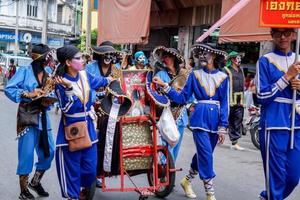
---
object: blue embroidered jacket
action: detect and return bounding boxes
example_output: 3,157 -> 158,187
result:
256,49 -> 300,130
86,61 -> 120,102
5,65 -> 52,131
165,68 -> 229,133
55,70 -> 109,146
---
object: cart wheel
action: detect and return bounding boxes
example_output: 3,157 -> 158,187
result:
147,150 -> 175,198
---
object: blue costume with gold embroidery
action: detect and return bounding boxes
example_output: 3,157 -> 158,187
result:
5,65 -> 55,175
256,49 -> 300,200
86,61 -> 120,102
55,70 -> 109,199
164,68 -> 229,180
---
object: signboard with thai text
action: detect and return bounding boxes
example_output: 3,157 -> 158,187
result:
260,0 -> 300,27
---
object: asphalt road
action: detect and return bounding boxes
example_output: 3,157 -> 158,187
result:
0,92 -> 299,200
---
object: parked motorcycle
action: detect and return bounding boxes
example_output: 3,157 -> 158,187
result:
246,105 -> 260,149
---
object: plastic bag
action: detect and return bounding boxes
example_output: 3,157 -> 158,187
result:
157,106 -> 180,147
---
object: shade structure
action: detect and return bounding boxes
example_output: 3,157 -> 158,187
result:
97,0 -> 151,44
219,0 -> 271,43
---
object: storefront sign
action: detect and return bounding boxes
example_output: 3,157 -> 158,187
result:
0,32 -> 16,41
260,0 -> 300,27
48,38 -> 64,47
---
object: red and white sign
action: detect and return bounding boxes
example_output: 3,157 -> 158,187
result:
260,0 -> 300,28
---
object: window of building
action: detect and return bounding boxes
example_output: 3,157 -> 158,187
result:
27,1 -> 38,18
57,5 -> 63,23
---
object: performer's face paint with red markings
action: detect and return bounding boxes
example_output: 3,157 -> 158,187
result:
231,55 -> 241,66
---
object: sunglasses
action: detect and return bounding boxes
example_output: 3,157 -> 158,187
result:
73,56 -> 82,60
272,30 -> 293,38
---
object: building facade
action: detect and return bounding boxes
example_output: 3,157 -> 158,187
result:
0,0 -> 82,53
81,0 -> 98,33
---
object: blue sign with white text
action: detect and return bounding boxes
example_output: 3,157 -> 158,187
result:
0,32 -> 16,41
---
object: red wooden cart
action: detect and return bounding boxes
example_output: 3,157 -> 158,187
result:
99,69 -> 177,200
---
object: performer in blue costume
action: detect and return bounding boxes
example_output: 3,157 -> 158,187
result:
153,46 -> 189,163
153,44 -> 229,200
86,41 -> 120,102
85,41 -> 120,188
5,44 -> 56,199
256,28 -> 300,200
54,45 -> 112,200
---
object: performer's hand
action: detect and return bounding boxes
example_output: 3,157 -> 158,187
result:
152,77 -> 166,87
217,127 -> 227,144
107,76 -> 115,83
285,62 -> 300,81
291,78 -> 300,90
218,133 -> 225,144
24,88 -> 45,98
54,76 -> 72,89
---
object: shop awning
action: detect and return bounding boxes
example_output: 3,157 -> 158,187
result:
219,0 -> 271,43
97,0 -> 151,44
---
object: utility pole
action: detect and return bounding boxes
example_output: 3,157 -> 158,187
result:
41,0 -> 49,44
74,0 -> 77,38
14,0 -> 19,56
86,0 -> 91,54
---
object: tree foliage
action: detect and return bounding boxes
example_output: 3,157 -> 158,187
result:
78,29 -> 98,52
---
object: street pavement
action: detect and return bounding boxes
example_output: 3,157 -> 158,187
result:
0,92 -> 299,200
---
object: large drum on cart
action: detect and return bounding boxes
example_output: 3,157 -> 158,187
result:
97,69 -> 175,199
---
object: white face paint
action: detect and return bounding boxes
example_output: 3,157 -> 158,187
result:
232,55 -> 242,66
137,55 -> 146,65
198,51 -> 213,67
104,58 -> 112,65
236,55 -> 242,65
103,54 -> 116,65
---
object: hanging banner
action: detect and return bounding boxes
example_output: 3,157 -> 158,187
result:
260,0 -> 300,27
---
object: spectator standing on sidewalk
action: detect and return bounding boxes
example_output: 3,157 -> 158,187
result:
7,58 -> 16,80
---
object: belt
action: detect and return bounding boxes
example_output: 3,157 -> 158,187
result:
195,100 -> 220,108
274,97 -> 294,104
64,109 -> 96,120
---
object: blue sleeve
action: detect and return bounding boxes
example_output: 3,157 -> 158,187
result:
165,73 -> 194,104
86,71 -> 109,91
85,63 -> 95,75
256,57 -> 288,106
4,66 -> 28,103
219,77 -> 229,128
55,84 -> 84,114
155,71 -> 170,83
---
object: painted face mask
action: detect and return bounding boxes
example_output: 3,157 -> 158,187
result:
70,56 -> 84,71
103,54 -> 116,65
137,55 -> 146,65
198,51 -> 213,67
232,55 -> 242,66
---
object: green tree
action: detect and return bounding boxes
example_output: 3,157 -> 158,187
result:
78,29 -> 98,52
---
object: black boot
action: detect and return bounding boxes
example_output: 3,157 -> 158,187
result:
79,180 -> 96,200
19,175 -> 35,200
28,170 -> 49,197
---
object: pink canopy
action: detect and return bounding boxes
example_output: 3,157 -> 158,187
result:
196,0 -> 271,43
219,0 -> 271,43
98,0 -> 151,44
